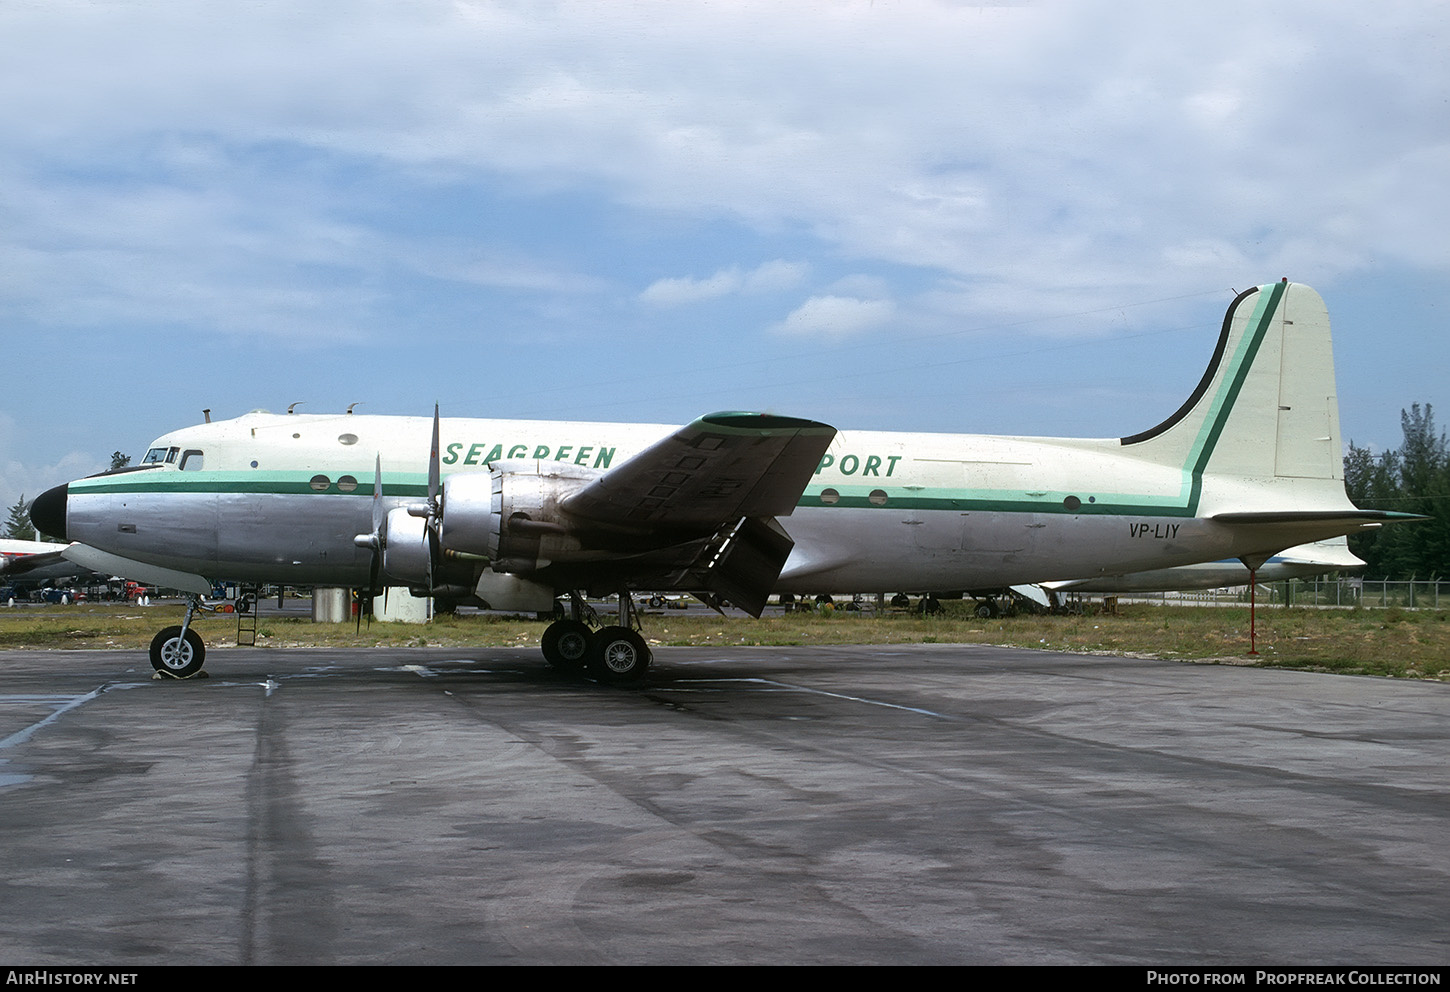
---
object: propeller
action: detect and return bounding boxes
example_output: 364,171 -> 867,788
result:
353,407 -> 444,629
352,454 -> 384,632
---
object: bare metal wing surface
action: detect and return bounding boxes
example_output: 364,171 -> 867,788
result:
561,412 -> 837,530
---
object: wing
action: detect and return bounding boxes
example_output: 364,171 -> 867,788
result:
0,549 -> 87,582
561,412 -> 835,532
553,412 -> 836,616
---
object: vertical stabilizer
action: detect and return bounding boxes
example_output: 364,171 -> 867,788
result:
1120,281 -> 1342,490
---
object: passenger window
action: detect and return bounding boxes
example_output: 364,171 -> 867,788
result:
179,450 -> 204,471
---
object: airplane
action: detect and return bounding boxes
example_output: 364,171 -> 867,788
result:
1,538 -> 66,570
0,538 -> 95,589
28,279 -> 1415,682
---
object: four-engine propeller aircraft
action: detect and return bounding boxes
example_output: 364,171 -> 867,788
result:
29,280 -> 1412,682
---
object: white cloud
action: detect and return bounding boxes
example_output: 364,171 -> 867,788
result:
641,260 -> 807,306
0,0 -> 1443,456
5,1 -> 1447,315
640,268 -> 745,307
773,295 -> 896,340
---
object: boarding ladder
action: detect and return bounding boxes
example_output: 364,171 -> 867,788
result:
235,586 -> 259,646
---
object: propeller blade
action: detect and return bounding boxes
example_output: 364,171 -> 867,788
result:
359,454 -> 384,633
428,404 -> 441,508
371,454 -> 384,538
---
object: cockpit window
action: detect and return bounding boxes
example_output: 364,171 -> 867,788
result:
142,447 -> 172,464
179,450 -> 204,471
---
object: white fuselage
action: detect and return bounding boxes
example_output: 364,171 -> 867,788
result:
56,409 -> 1351,596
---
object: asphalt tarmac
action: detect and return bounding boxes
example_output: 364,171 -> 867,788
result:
0,643 -> 1446,966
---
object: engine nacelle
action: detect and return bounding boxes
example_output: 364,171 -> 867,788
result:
381,507 -> 432,587
439,461 -> 600,573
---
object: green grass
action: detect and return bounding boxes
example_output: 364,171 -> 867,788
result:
1,601 -> 1446,680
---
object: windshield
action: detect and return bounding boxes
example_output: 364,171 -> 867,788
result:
142,446 -> 180,465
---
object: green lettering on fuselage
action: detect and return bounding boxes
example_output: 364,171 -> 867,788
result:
443,440 -> 617,469
816,452 -> 899,477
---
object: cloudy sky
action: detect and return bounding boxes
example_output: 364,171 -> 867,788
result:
2,0 -> 1446,517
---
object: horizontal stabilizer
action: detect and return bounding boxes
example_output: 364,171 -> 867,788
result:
1212,509 -> 1423,568
1212,510 -> 1425,525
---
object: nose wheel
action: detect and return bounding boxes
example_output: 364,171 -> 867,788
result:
150,625 -> 206,679
147,593 -> 212,679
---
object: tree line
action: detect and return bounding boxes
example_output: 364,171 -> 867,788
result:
1343,403 -> 1449,579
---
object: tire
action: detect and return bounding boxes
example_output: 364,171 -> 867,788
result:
974,601 -> 996,619
541,619 -> 591,672
589,626 -> 651,684
149,626 -> 206,678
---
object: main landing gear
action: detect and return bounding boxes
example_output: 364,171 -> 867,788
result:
540,590 -> 652,685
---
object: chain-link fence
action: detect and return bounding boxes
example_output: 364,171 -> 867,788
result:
1102,578 -> 1445,609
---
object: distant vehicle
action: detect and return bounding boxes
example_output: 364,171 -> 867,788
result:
118,581 -> 150,602
39,587 -> 85,604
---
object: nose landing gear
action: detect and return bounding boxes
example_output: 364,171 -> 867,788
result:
149,594 -> 211,679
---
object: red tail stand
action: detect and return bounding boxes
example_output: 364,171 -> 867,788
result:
1247,567 -> 1259,656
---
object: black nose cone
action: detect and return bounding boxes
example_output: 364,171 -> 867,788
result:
30,484 -> 68,541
